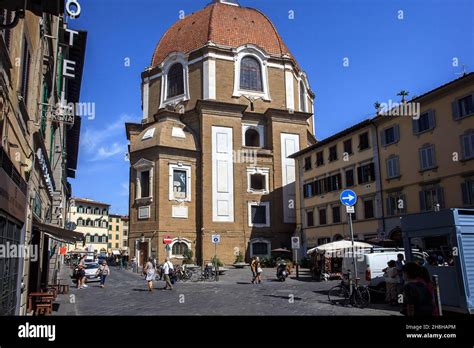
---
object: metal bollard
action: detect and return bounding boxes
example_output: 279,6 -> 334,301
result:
347,270 -> 352,296
432,275 -> 443,316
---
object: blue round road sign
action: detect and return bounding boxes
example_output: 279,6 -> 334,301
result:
340,189 -> 357,207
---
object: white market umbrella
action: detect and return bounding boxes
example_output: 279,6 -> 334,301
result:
307,240 -> 372,256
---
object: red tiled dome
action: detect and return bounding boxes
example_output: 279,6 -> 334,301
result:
151,2 -> 292,66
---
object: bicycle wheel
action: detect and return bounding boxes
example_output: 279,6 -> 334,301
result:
353,286 -> 371,308
328,285 -> 349,306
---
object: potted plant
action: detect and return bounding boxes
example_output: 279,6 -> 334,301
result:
232,252 -> 247,268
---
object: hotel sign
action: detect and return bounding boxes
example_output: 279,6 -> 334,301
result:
36,148 -> 55,195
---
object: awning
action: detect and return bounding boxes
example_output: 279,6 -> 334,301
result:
33,220 -> 84,244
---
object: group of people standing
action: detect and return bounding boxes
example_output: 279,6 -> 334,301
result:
384,253 -> 439,316
144,257 -> 174,292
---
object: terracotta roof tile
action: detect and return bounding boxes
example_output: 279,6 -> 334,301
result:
151,2 -> 291,66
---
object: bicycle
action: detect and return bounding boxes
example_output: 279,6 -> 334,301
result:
327,273 -> 371,308
189,264 -> 216,282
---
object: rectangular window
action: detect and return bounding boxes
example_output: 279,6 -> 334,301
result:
357,163 -> 375,184
359,132 -> 369,150
172,169 -> 187,199
140,170 -> 150,198
247,168 -> 269,193
458,95 -> 474,118
107,243 -> 112,248
251,205 -> 267,225
20,37 -> 31,105
419,145 -> 436,171
108,234 -> 112,239
419,187 -> 444,211
386,193 -> 406,216
461,180 -> 474,206
316,151 -> 324,166
364,199 -> 374,219
326,173 -> 342,192
303,182 -> 313,198
304,156 -> 312,171
306,210 -> 314,227
116,234 -> 119,240
343,139 -> 353,155
115,226 -> 119,231
386,156 -> 400,179
319,208 -> 327,225
461,132 -> 474,160
317,237 -> 331,246
332,205 -> 341,223
115,243 -> 119,248
1,10 -> 12,49
381,125 -> 399,146
329,146 -> 338,162
413,111 -> 435,134
345,169 -> 354,187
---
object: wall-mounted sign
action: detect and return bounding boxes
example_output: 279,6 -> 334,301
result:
36,148 -> 54,195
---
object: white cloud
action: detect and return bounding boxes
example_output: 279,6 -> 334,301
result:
81,113 -> 138,162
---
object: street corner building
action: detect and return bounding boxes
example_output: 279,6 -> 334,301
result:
0,2 -> 87,315
126,0 -> 316,267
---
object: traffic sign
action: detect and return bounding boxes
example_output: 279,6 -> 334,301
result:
291,236 -> 300,249
346,205 -> 355,214
163,236 -> 173,245
211,234 -> 221,244
340,189 -> 357,207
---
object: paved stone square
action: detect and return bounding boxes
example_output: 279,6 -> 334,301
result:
56,266 -> 401,316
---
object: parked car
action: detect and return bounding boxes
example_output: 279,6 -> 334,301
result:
83,263 -> 101,282
342,248 -> 427,292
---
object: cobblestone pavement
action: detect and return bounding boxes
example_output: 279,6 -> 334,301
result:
59,266 -> 401,316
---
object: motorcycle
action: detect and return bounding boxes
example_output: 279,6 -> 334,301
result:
276,262 -> 288,281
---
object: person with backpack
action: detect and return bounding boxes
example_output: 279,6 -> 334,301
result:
96,261 -> 110,288
162,257 -> 174,290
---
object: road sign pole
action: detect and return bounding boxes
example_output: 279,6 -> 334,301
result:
348,212 -> 358,283
214,242 -> 219,282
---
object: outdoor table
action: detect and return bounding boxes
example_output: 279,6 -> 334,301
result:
28,292 -> 55,314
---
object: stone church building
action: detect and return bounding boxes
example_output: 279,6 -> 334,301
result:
126,0 -> 315,266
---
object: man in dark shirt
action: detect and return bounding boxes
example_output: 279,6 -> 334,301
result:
402,262 -> 434,316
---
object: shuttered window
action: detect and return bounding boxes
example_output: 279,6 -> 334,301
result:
461,181 -> 474,206
419,187 -> 445,211
380,125 -> 400,146
461,131 -> 474,160
386,155 -> 400,179
413,110 -> 436,134
419,145 -> 437,171
357,163 -> 375,184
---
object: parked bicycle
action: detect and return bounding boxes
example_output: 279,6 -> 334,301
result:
174,265 -> 193,282
327,273 -> 371,308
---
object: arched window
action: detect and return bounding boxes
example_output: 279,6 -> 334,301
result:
77,218 -> 83,226
102,221 -> 107,228
94,207 -> 100,215
86,219 -> 91,226
172,242 -> 188,256
245,128 -> 260,147
86,207 -> 91,214
167,63 -> 184,98
85,234 -> 91,243
101,235 -> 107,243
94,220 -> 99,227
240,56 -> 263,91
299,80 -> 306,112
77,206 -> 84,213
102,208 -> 108,215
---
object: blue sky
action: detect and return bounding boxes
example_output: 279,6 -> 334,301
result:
69,0 -> 474,215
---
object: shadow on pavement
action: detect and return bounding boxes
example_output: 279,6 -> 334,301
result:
263,294 -> 303,301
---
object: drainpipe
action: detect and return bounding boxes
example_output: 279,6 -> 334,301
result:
372,119 -> 386,236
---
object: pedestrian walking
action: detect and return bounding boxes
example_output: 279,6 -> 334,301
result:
395,253 -> 405,294
97,261 -> 110,288
144,257 -> 156,292
254,257 -> 262,284
162,257 -> 174,290
250,256 -> 257,284
401,262 -> 434,316
384,260 -> 398,305
76,264 -> 86,289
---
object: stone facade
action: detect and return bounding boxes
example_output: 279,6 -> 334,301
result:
126,1 -> 315,266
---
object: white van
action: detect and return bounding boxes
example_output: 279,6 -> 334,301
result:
342,249 -> 426,291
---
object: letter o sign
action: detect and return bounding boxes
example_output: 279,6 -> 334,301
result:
66,0 -> 82,19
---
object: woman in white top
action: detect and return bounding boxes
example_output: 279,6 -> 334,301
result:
144,257 -> 156,292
